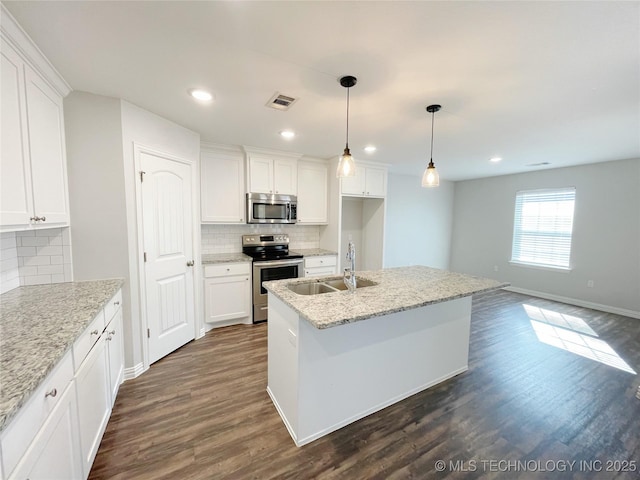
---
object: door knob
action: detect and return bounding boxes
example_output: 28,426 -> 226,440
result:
187,260 -> 195,267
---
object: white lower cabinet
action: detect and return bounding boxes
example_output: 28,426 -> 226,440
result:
304,255 -> 338,277
9,381 -> 82,480
204,263 -> 252,327
75,333 -> 111,476
0,288 -> 123,480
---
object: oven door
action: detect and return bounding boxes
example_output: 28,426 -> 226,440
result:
252,258 -> 303,322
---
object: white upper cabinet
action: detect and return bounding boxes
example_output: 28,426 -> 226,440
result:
340,163 -> 387,198
297,159 -> 328,224
0,10 -> 71,231
24,64 -> 69,225
1,37 -> 33,227
201,144 -> 245,223
245,147 -> 300,195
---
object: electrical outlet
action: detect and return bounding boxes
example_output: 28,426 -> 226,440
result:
587,280 -> 594,288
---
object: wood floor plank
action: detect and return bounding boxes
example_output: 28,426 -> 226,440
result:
89,290 -> 640,479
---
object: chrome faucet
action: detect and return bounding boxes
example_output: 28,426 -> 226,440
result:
344,238 -> 357,293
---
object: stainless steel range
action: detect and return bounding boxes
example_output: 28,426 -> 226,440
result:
242,234 -> 303,322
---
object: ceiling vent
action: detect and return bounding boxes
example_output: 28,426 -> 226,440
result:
266,92 -> 298,111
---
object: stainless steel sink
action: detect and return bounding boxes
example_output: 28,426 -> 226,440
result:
287,277 -> 378,295
287,282 -> 339,295
323,277 -> 378,291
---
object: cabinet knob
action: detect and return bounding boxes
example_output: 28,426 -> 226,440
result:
41,216 -> 46,221
108,330 -> 116,336
187,260 -> 195,267
90,329 -> 99,335
45,388 -> 57,398
106,335 -> 113,341
114,301 -> 120,306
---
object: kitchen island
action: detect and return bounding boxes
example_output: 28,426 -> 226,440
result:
263,266 -> 507,446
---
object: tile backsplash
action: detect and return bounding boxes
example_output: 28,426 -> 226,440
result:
0,228 -> 73,294
202,224 -> 320,254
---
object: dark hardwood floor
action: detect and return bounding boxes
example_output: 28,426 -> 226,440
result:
89,290 -> 640,479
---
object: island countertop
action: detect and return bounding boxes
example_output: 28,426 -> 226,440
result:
0,279 -> 124,432
264,265 -> 508,329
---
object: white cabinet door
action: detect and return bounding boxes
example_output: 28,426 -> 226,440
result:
106,308 -> 124,407
364,167 -> 387,197
341,165 -> 387,198
248,155 -> 274,193
24,64 -> 69,225
340,166 -> 365,196
273,158 -> 297,195
201,150 -> 245,223
0,39 -> 33,227
204,275 -> 251,323
297,161 -> 327,224
9,382 -> 82,480
75,335 -> 110,476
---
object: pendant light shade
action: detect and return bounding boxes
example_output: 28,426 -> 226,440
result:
422,104 -> 441,187
337,75 -> 357,178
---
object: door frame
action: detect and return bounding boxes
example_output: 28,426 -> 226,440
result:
133,142 -> 202,371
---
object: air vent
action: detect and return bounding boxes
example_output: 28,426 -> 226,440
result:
525,162 -> 551,167
267,92 -> 298,111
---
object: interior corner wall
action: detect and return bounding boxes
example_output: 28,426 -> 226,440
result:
384,173 -> 454,269
449,158 -> 640,314
63,91 -> 133,360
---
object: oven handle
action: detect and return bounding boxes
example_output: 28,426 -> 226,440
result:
254,259 -> 303,268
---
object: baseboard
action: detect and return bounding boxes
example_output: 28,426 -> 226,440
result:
266,386 -> 299,446
123,362 -> 146,380
503,286 -> 640,319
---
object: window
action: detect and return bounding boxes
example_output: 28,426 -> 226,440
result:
511,188 -> 576,269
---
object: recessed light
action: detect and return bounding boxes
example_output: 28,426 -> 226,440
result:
489,157 -> 502,163
280,130 -> 295,139
364,146 -> 377,153
189,89 -> 213,101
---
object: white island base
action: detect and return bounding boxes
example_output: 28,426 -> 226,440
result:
267,293 -> 472,447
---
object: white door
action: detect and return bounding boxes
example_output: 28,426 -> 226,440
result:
140,150 -> 195,364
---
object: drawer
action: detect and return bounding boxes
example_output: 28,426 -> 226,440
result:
304,255 -> 337,269
305,266 -> 337,278
103,289 -> 122,324
72,309 -> 105,371
204,262 -> 251,278
0,351 -> 74,477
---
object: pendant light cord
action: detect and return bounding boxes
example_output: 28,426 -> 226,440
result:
430,109 -> 435,161
345,86 -> 350,148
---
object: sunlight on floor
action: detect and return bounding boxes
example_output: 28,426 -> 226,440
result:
524,304 -> 636,374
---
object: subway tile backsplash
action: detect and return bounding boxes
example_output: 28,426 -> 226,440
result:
0,228 -> 74,293
201,224 -> 320,254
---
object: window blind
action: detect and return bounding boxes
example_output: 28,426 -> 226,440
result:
511,188 -> 576,269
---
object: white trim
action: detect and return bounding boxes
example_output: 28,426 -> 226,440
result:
503,286 -> 640,320
508,260 -> 572,272
242,145 -> 303,160
200,141 -> 243,155
0,4 -> 71,97
123,362 -> 146,380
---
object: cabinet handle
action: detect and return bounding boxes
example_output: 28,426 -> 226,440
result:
114,301 -> 120,306
40,216 -> 46,221
45,388 -> 57,398
106,335 -> 113,341
108,330 -> 116,335
90,329 -> 99,335
187,260 -> 195,267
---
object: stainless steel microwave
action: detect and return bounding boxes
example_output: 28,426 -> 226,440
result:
246,193 -> 297,224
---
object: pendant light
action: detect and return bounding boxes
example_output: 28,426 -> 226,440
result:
422,104 -> 441,187
336,75 -> 357,177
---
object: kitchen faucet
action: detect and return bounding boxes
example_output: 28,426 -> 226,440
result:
344,238 -> 357,293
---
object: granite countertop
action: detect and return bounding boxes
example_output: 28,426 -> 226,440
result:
201,253 -> 252,264
0,279 -> 124,432
290,248 -> 338,257
264,265 -> 508,329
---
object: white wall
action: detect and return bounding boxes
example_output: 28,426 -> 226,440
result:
450,159 -> 640,315
384,173 -> 455,269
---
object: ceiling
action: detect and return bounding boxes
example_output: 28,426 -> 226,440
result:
4,1 -> 639,181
